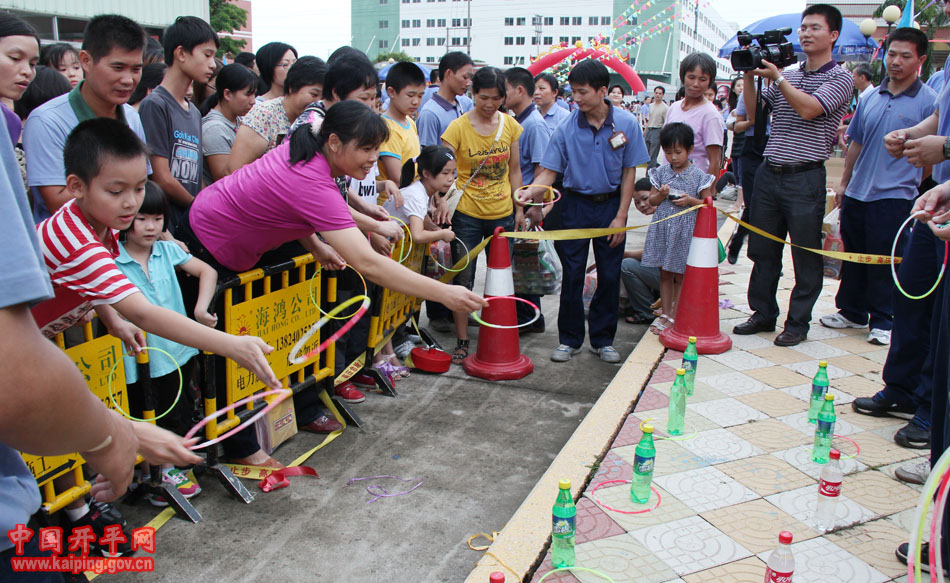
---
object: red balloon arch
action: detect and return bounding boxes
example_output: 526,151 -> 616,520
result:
527,46 -> 646,93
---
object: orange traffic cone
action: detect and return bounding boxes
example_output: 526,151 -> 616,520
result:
464,227 -> 534,380
660,197 -> 732,354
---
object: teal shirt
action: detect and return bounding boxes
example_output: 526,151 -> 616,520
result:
115,240 -> 199,383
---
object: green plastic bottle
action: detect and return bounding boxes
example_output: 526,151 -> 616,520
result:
808,361 -> 830,424
682,337 -> 698,396
630,424 -> 656,504
668,368 -> 687,436
551,478 -> 576,568
813,393 -> 836,464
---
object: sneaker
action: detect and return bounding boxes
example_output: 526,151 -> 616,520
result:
590,345 -> 621,363
68,503 -> 133,557
351,372 -> 377,389
334,381 -> 366,403
868,328 -> 891,345
407,334 -> 422,344
147,468 -> 201,507
301,415 -> 343,434
851,394 -> 915,419
394,340 -> 415,360
896,458 -> 931,485
819,313 -> 866,329
895,417 -> 931,449
896,542 -> 946,574
551,344 -> 581,362
429,318 -> 452,333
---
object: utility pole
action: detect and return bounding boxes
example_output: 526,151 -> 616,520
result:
534,13 -> 543,58
466,0 -> 472,55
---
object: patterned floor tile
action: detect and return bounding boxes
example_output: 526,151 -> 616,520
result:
648,381 -> 728,404
746,345 -> 814,364
789,340 -> 852,360
701,498 -> 819,553
575,496 -> 627,544
698,371 -> 771,397
822,334 -> 885,354
744,365 -> 813,388
637,386 -> 670,411
783,359 -> 852,380
779,384 -> 856,406
678,428 -> 765,465
681,557 -> 768,583
830,375 -> 882,399
717,454 -> 815,497
530,554 -> 582,583
828,354 -> 884,376
613,439 -> 710,478
704,350 -> 775,371
687,398 -> 769,427
632,515 -> 752,576
653,466 -> 760,513
861,348 -> 890,365
886,507 -> 931,533
591,451 -> 634,487
692,357 -> 736,378
612,414 -> 645,448
650,363 -> 678,383
585,483 -> 698,531
847,431 -> 920,467
776,410 -> 860,437
837,407 -> 907,432
843,470 -> 920,516
877,457 -> 927,490
631,407 -> 721,435
771,445 -> 868,480
574,532 -> 678,583
726,420 -> 811,453
736,390 -> 808,418
664,349 -> 684,361
755,536 -> 889,583
802,325 -> 847,340
857,369 -> 884,385
728,334 -> 775,351
765,484 -> 876,530
826,519 -> 909,579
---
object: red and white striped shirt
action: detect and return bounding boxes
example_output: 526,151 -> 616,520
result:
31,200 -> 139,337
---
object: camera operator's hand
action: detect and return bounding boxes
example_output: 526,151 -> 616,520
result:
884,130 -> 908,159
913,182 -> 950,241
903,135 -> 946,168
751,60 -> 781,82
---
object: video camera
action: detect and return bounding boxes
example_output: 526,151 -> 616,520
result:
730,28 -> 797,72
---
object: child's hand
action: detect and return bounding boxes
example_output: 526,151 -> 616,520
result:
673,196 -> 692,207
377,219 -> 405,242
383,181 -> 404,208
226,335 -> 280,390
659,185 -> 670,197
195,309 -> 218,328
105,318 -> 144,354
441,229 -> 456,242
370,232 -> 393,256
365,204 -> 390,221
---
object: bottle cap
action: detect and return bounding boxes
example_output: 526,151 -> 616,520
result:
688,336 -> 697,343
778,531 -> 793,544
642,423 -> 654,433
676,368 -> 686,375
824,393 -> 835,401
830,449 -> 841,460
490,572 -> 505,583
819,360 -> 827,367
558,478 -> 571,490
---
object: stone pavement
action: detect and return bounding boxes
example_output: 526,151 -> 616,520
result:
522,239 -> 928,583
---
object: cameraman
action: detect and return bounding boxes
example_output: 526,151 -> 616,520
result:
733,3 -> 854,346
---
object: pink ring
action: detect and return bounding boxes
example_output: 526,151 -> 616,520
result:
470,296 -> 541,329
832,434 -> 860,460
185,388 -> 292,449
589,479 -> 662,514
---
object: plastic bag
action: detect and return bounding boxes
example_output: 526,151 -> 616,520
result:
583,268 -> 597,313
822,208 -> 843,280
425,240 -> 452,279
512,235 -> 562,295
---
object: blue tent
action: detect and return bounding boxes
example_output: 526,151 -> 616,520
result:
378,61 -> 432,80
718,13 -> 879,62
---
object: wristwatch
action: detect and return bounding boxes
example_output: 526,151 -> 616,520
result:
775,75 -> 786,87
944,136 -> 950,161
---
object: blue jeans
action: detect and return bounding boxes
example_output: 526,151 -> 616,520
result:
450,211 -> 515,291
621,258 -> 661,318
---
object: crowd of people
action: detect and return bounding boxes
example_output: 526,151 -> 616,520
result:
7,1 -> 950,578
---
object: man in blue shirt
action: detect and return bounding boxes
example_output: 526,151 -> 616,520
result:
521,60 -> 650,363
419,68 -> 440,111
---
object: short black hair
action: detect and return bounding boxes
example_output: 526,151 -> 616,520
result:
438,51 -> 473,80
324,55 -> 377,101
14,66 -> 71,120
609,84 -> 626,96
679,52 -> 717,87
654,86 -> 666,95
64,118 -> 149,184
534,72 -> 559,94
472,66 -> 505,97
162,16 -> 219,66
234,51 -> 256,68
143,37 -> 164,65
328,46 -> 368,65
659,122 -> 694,151
402,144 -> 455,188
289,100 -> 388,166
887,27 -> 929,58
0,13 -> 39,47
284,56 -> 327,96
121,181 -> 169,239
430,69 -> 440,84
199,63 -> 259,115
852,63 -> 873,81
39,43 -> 78,70
504,67 -> 535,96
802,4 -> 843,38
568,59 -> 610,91
255,42 -> 297,91
635,177 -> 652,192
386,61 -> 426,94
82,15 -> 147,63
129,63 -> 166,106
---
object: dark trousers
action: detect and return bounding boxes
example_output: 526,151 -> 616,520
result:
554,193 -> 623,349
728,151 -> 764,258
747,164 -> 826,334
0,537 -> 63,582
645,127 -> 663,169
127,360 -> 197,437
836,197 -> 914,331
929,240 -> 950,557
880,221 -> 944,422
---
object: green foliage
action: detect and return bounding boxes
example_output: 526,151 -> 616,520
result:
209,0 -> 248,56
872,0 -> 950,81
373,50 -> 415,63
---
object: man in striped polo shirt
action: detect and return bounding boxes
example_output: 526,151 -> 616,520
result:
733,3 -> 854,347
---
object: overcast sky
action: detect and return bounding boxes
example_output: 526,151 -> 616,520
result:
251,0 -> 807,58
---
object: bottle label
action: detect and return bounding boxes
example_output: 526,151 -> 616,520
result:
765,568 -> 793,583
816,419 -> 834,436
634,454 -> 655,474
552,516 -> 575,536
681,358 -> 696,373
819,478 -> 841,497
811,382 -> 827,398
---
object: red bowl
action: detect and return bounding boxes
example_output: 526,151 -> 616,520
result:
407,347 -> 451,373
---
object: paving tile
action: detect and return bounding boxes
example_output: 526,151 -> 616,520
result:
726,420 -> 811,453
803,325 -> 847,340
836,407 -> 907,431
632,515 -> 753,576
699,371 -> 771,397
886,507 -> 931,534
843,470 -> 920,516
861,348 -> 890,365
664,349 -> 684,361
693,356 -> 736,378
783,359 -> 852,380
830,375 -> 882,399
765,484 -> 876,530
717,454 -> 815,497
779,383 -> 856,405
678,428 -> 765,465
637,386 -> 669,411
822,334 -> 884,354
704,350 -> 775,371
574,532 -> 678,583
735,390 -> 808,418
755,536 -> 889,583
746,345 -> 814,364
649,381 -> 728,404
530,554 -> 582,583
848,431 -> 920,468
828,354 -> 884,376
857,369 -> 884,385
727,333 -> 774,351
575,497 -> 627,544
591,451 -> 633,487
585,483 -> 697,531
701,498 -> 819,554
744,366 -> 813,388
776,410 -> 859,437
825,519 -> 909,579
653,466 -> 760,513
877,457 -> 927,490
650,363 -> 678,383
688,398 -> 769,427
629,407 -> 720,436
681,557 -> 768,583
612,414 -> 645,448
613,439 -> 710,477
789,340 -> 852,360
771,445 -> 868,480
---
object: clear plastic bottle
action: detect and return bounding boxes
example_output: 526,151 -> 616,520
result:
814,449 -> 842,532
630,424 -> 656,504
764,531 -> 794,583
551,478 -> 576,568
808,360 -> 829,423
682,336 -> 698,396
668,368 -> 687,436
812,393 -> 836,464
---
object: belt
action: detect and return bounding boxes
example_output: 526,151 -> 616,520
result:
764,158 -> 824,175
565,189 -> 620,203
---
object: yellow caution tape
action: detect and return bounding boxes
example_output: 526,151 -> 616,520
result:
220,464 -> 283,480
438,236 -> 493,283
499,205 -> 701,240
467,530 -> 521,579
287,387 -> 346,468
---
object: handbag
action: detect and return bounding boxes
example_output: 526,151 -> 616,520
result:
513,227 -> 562,295
440,113 -> 506,221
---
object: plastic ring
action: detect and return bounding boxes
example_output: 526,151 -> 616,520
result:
288,294 -> 371,366
832,434 -> 860,460
589,479 -> 662,514
515,184 -> 562,206
388,215 -> 413,264
308,263 -> 368,320
430,236 -> 470,273
107,346 -> 182,423
470,296 -> 540,330
184,388 -> 292,450
892,212 -> 948,300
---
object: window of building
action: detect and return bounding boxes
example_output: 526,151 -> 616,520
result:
427,37 -> 436,46
453,18 -> 461,26
532,36 -> 539,45
516,36 -> 525,45
571,36 -> 580,43
401,19 -> 409,28
532,16 -> 541,25
601,16 -> 610,25
412,19 -> 421,27
427,19 -> 435,27
517,17 -> 526,25
427,56 -> 436,62
438,18 -> 446,26
543,36 -> 552,45
380,0 -> 388,4
544,17 -> 553,25
572,16 -> 582,25
438,37 -> 446,45
379,20 -> 388,28
380,39 -> 389,48
559,35 -> 569,43
589,16 -> 598,25
504,56 -> 514,65
412,38 -> 420,46
505,17 -> 513,25
560,17 -> 570,25
504,37 -> 513,45
402,38 -> 410,47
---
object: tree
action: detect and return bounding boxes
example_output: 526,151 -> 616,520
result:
373,50 -> 415,64
873,0 -> 949,81
210,0 -> 248,57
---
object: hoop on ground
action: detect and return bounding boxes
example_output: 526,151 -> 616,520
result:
832,434 -> 860,460
589,479 -> 662,515
308,263 -> 368,320
470,295 -> 540,330
184,388 -> 292,449
108,346 -> 182,423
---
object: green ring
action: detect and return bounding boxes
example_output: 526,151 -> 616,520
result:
107,346 -> 182,422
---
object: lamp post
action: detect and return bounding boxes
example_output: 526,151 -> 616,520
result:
883,4 -> 901,37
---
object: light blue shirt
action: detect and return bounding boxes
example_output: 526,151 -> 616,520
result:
846,78 -> 936,202
541,103 -> 570,132
927,70 -> 945,93
734,97 -> 770,137
541,102 -> 650,194
514,104 -> 552,185
419,84 -> 439,111
416,92 -> 473,146
115,240 -> 199,383
932,78 -> 950,183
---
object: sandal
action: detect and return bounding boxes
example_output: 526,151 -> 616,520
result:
649,315 -> 674,335
373,360 -> 402,382
625,313 -> 655,325
452,339 -> 470,365
387,355 -> 411,379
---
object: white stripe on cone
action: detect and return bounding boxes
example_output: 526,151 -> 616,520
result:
484,267 -> 515,296
686,238 -> 719,269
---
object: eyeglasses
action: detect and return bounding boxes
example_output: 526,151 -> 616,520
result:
798,25 -> 827,33
277,59 -> 297,68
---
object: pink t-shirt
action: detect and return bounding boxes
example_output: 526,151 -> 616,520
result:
662,100 -> 724,173
189,142 -> 355,271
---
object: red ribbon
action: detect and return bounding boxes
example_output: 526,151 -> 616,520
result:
258,466 -> 319,492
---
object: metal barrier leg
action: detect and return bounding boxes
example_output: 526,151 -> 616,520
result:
367,367 -> 397,397
325,379 -> 362,428
141,466 -> 202,523
210,463 -> 256,503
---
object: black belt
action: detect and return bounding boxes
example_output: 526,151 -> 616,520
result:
764,158 -> 824,175
565,189 -> 620,203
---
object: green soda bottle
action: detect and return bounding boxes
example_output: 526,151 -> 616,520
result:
808,361 -> 830,424
682,337 -> 698,396
668,368 -> 687,436
630,424 -> 656,504
551,479 -> 576,568
813,393 -> 836,464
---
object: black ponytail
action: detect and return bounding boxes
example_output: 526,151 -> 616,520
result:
408,145 -> 455,188
198,63 -> 259,116
289,100 -> 389,166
